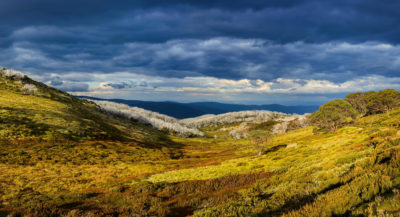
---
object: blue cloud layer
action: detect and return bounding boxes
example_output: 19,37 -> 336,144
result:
0,0 -> 399,104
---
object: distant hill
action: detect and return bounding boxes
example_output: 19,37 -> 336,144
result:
80,97 -> 318,118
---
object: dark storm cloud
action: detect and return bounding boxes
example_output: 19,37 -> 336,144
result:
3,38 -> 400,83
1,0 -> 400,43
53,82 -> 89,92
49,76 -> 63,86
0,0 -> 400,104
104,81 -> 148,89
0,0 -> 308,26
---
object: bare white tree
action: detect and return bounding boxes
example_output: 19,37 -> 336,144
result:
229,122 -> 250,139
22,84 -> 38,95
180,110 -> 296,128
90,99 -> 309,138
90,100 -> 204,137
271,115 -> 309,134
1,69 -> 25,80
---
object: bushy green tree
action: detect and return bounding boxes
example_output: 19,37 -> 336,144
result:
366,89 -> 400,114
311,99 -> 358,132
345,91 -> 375,115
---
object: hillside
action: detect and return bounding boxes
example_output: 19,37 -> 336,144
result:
0,69 -> 399,217
81,97 -> 318,118
0,69 -> 183,148
88,99 -> 308,138
89,99 -> 204,137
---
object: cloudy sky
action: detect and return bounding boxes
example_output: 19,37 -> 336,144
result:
1,0 -> 400,105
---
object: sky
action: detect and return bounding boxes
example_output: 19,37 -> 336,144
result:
1,0 -> 400,105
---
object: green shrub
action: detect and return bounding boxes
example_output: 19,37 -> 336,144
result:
366,89 -> 400,114
345,91 -> 375,115
310,99 -> 358,132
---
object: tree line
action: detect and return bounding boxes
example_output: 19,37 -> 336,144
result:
311,89 -> 400,132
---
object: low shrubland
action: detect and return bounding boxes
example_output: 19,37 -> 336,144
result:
345,89 -> 400,115
1,68 -> 400,216
4,107 -> 393,217
312,89 -> 400,133
310,99 -> 358,132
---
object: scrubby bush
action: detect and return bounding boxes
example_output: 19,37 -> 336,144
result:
311,99 -> 358,132
345,91 -> 375,115
366,89 -> 400,114
345,89 -> 400,115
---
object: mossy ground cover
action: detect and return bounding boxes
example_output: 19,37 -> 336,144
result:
190,109 -> 400,217
0,138 -> 258,216
0,81 -> 259,216
2,110 -> 399,216
147,126 -> 366,183
1,77 -> 400,216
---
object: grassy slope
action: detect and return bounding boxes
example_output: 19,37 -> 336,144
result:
0,75 -> 177,144
134,109 -> 400,216
0,75 -> 259,216
189,109 -> 400,216
0,74 -> 399,216
0,76 -> 183,212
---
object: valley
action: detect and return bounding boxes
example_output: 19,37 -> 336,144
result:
0,69 -> 400,216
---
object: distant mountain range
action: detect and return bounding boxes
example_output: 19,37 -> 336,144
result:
80,96 -> 319,119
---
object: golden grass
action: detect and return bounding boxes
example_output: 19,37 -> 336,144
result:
1,77 -> 400,216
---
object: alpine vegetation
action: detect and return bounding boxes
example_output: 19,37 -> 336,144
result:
22,84 -> 38,95
228,122 -> 251,139
271,114 -> 309,134
0,68 -> 25,80
90,100 -> 204,137
226,114 -> 309,139
179,110 -> 297,128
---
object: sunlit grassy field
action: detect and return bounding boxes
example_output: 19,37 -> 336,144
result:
0,75 -> 400,216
